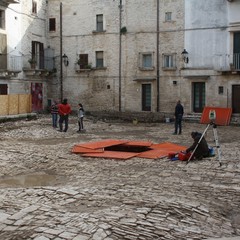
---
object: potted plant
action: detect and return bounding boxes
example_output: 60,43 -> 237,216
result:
28,58 -> 36,69
86,63 -> 92,69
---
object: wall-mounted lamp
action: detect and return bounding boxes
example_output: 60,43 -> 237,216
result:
181,49 -> 189,64
62,54 -> 69,66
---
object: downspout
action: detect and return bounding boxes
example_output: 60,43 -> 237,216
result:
156,0 -> 160,112
60,2 -> 63,102
119,0 -> 122,112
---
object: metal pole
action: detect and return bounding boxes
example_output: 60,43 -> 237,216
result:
119,0 -> 122,112
156,0 -> 160,112
60,2 -> 63,102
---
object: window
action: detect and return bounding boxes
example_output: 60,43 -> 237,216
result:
96,14 -> 103,32
96,51 -> 104,68
142,54 -> 152,68
218,86 -> 224,95
32,1 -> 37,14
0,10 -> 5,29
49,18 -> 56,31
139,52 -> 154,70
165,12 -> 172,22
163,54 -> 176,69
79,54 -> 89,69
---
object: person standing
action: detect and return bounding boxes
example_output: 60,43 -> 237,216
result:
58,98 -> 71,132
51,100 -> 59,128
77,103 -> 85,133
173,100 -> 184,135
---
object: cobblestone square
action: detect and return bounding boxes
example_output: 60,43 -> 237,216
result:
0,115 -> 239,240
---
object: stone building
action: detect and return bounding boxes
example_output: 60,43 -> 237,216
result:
0,0 -> 240,116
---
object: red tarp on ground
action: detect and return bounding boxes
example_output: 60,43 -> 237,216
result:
200,106 -> 232,126
151,142 -> 187,152
72,140 -> 187,160
137,149 -> 170,159
82,151 -> 139,159
72,145 -> 104,153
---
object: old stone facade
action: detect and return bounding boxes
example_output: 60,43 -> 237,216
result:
1,0 -> 240,116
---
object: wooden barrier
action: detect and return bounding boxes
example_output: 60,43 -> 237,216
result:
0,94 -> 32,116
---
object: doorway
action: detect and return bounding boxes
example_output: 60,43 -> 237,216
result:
142,84 -> 151,111
232,85 -> 240,113
0,84 -> 8,95
31,83 -> 43,112
193,82 -> 205,113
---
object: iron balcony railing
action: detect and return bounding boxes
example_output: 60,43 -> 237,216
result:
214,53 -> 240,71
0,54 -> 55,72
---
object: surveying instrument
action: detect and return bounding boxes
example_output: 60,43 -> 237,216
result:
186,110 -> 222,166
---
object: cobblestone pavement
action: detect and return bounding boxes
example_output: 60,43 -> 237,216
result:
0,115 -> 240,240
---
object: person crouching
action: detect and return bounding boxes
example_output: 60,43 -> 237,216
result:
186,131 -> 210,160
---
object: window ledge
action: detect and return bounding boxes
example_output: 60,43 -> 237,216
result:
139,67 -> 155,71
92,67 -> 107,70
76,69 -> 92,73
92,30 -> 106,34
162,67 -> 177,71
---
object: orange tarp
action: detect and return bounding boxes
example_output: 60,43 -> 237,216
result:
137,149 -> 169,159
72,146 -> 104,153
151,142 -> 187,152
82,151 -> 139,159
72,140 -> 187,160
200,106 -> 232,126
121,141 -> 152,147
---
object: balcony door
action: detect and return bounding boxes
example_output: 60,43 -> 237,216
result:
32,41 -> 44,69
233,32 -> 240,70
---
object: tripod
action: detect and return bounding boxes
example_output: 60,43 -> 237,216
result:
186,121 -> 222,166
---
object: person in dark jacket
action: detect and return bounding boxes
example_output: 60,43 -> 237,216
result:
173,100 -> 184,135
186,131 -> 210,160
58,98 -> 71,132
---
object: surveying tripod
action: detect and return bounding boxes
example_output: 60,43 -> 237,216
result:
186,121 -> 222,166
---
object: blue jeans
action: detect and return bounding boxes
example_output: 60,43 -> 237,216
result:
52,113 -> 58,128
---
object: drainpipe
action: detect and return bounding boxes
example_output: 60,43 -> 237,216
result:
60,2 -> 63,102
156,0 -> 160,112
119,0 -> 122,112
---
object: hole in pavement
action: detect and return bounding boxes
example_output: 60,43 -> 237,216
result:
105,145 -> 151,153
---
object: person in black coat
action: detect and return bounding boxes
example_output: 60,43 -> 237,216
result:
186,132 -> 210,160
173,100 -> 184,135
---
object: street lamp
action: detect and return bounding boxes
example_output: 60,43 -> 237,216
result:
181,49 -> 189,63
62,54 -> 69,66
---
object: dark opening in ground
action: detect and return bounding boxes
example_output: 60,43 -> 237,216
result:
105,145 -> 151,153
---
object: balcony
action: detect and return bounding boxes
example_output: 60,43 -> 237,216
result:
0,54 -> 56,78
214,53 -> 240,72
